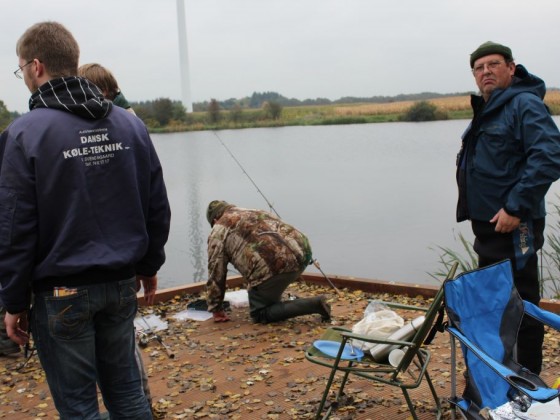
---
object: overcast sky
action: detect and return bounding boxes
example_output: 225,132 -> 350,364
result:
2,0 -> 560,113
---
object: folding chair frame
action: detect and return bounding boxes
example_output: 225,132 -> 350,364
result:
306,262 -> 458,420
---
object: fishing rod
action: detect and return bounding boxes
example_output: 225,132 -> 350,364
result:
212,131 -> 343,297
212,131 -> 279,217
138,315 -> 175,359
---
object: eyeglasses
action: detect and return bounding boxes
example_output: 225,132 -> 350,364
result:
472,60 -> 505,76
14,60 -> 34,79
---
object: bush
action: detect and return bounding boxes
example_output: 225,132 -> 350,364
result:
0,100 -> 13,131
262,101 -> 283,120
401,101 -> 448,122
207,99 -> 221,123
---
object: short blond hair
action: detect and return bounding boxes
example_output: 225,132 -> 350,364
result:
78,63 -> 120,100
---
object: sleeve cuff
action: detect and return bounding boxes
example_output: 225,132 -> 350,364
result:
504,206 -> 521,218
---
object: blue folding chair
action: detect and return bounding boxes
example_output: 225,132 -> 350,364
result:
443,260 -> 560,419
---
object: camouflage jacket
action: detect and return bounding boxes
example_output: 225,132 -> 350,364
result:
206,207 -> 312,312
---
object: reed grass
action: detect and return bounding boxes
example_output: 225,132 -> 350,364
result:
430,196 -> 560,299
428,231 -> 477,282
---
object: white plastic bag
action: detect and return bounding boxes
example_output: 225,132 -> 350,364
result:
351,301 -> 404,352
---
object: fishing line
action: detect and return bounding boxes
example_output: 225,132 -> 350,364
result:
212,131 -> 279,217
212,131 -> 342,296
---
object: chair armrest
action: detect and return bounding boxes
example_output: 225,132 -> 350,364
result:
328,326 -> 352,334
340,330 -> 414,348
447,326 -> 559,403
523,300 -> 560,330
379,301 -> 429,313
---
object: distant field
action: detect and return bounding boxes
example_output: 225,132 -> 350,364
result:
275,95 -> 474,125
333,90 -> 560,117
281,90 -> 560,125
154,90 -> 560,133
545,90 -> 560,114
334,95 -> 471,116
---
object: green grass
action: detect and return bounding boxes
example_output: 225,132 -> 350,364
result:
448,110 -> 473,119
144,92 -> 560,132
148,105 -> 427,133
429,204 -> 560,299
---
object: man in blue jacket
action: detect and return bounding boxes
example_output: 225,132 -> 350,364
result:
0,22 -> 171,418
456,41 -> 560,374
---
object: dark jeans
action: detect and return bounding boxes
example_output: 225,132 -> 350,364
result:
31,277 -> 152,419
472,218 -> 545,374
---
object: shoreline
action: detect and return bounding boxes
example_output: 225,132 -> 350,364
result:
141,272 -> 560,314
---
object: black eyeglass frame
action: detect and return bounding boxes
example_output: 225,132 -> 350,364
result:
14,60 -> 34,79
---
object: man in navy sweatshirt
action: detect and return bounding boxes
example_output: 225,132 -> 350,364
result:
0,21 -> 170,419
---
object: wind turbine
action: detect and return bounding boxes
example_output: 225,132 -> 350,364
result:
176,0 -> 193,112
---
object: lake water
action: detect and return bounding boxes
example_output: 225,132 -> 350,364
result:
152,118 -> 560,291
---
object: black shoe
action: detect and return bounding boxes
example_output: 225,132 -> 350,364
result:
0,338 -> 20,356
318,296 -> 331,322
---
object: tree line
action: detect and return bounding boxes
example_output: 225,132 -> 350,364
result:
0,96 -> 285,132
1,90 -> 473,131
0,100 -> 20,131
193,90 -> 475,111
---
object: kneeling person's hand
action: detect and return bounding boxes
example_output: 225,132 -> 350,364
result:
213,310 -> 230,322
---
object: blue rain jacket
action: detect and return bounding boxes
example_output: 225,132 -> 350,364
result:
456,65 -> 560,222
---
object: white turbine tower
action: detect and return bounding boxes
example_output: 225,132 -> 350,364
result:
176,0 -> 193,112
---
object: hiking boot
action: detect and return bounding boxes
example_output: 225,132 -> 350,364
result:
317,295 -> 332,322
257,295 -> 332,323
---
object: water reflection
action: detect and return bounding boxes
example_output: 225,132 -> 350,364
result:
187,185 -> 205,282
185,140 -> 206,283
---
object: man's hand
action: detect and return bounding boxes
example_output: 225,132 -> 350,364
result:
136,275 -> 158,306
4,311 -> 29,346
490,208 -> 521,233
212,310 -> 230,322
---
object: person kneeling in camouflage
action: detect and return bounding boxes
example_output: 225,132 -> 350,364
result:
205,200 -> 331,324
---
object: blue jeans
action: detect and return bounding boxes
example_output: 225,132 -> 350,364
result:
31,277 -> 152,419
